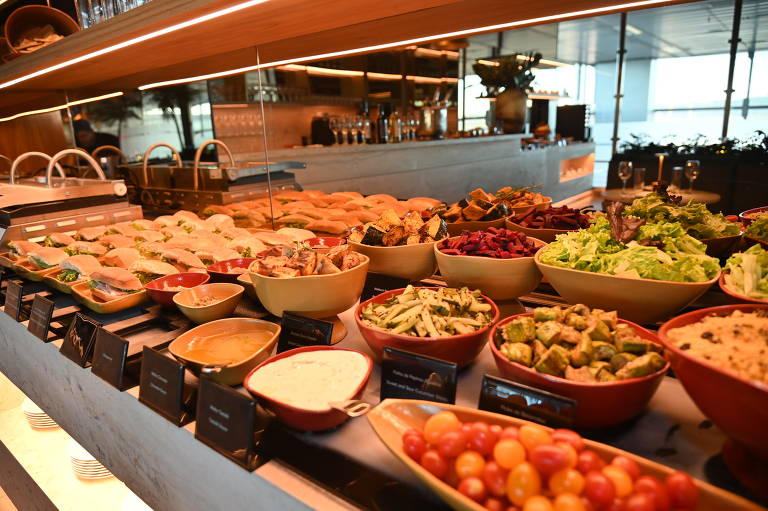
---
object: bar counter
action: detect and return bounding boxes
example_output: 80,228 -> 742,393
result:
256,136 -> 595,203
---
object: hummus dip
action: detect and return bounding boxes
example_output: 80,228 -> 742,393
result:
666,310 -> 768,385
248,350 -> 369,411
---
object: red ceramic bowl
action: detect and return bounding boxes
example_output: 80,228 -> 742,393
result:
658,304 -> 768,459
207,258 -> 256,283
489,313 -> 669,429
738,206 -> 768,227
145,272 -> 210,307
243,345 -> 372,431
743,235 -> 768,250
355,287 -> 500,368
719,271 -> 768,305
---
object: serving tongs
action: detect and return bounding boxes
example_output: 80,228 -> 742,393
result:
329,399 -> 372,418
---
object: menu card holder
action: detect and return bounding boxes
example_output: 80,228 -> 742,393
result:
195,378 -> 258,471
380,347 -> 458,404
59,313 -> 101,367
139,346 -> 194,426
277,312 -> 332,353
360,273 -> 410,302
27,295 -> 55,341
3,280 -> 23,321
478,375 -> 576,428
92,328 -> 140,390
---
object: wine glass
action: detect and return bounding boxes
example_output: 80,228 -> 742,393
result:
349,116 -> 360,145
617,161 -> 633,196
340,116 -> 350,145
328,117 -> 340,145
685,160 -> 700,192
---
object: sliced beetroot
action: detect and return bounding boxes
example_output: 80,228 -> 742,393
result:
510,206 -> 591,230
438,228 -> 540,259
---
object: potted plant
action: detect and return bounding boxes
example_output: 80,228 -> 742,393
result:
473,52 -> 541,133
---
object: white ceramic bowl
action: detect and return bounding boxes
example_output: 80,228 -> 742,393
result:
348,240 -> 437,281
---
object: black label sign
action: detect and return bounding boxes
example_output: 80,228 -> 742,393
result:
277,312 -> 332,353
380,347 -> 457,404
139,346 -> 192,426
478,375 -> 576,428
360,273 -> 410,302
27,295 -> 55,341
92,328 -> 139,390
195,378 -> 257,471
59,313 -> 101,367
4,280 -> 22,321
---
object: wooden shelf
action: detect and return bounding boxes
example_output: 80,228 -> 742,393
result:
0,0 -> 691,117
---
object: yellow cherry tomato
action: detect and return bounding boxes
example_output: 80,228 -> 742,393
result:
602,465 -> 633,497
523,495 -> 554,511
519,424 -> 553,453
455,450 -> 485,479
494,439 -> 526,470
423,411 -> 461,445
554,492 -> 587,511
549,468 -> 585,496
507,462 -> 542,506
556,441 -> 578,469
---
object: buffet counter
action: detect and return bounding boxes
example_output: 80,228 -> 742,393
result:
0,280 -> 757,511
251,136 -> 595,204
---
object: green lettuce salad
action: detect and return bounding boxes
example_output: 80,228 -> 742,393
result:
624,193 -> 740,239
724,244 -> 768,299
744,212 -> 768,241
538,217 -> 720,282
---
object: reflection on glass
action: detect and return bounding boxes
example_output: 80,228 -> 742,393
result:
684,160 -> 701,191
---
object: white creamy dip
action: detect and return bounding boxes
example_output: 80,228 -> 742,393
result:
248,350 -> 369,411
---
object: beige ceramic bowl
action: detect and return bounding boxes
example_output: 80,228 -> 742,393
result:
237,272 -> 258,300
348,240 -> 436,281
249,255 -> 369,318
172,283 -> 244,324
168,318 -> 279,386
534,251 -> 719,324
434,237 -> 546,301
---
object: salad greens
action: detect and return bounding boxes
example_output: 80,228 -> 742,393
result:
624,193 -> 740,239
538,217 -> 720,282
724,244 -> 768,299
745,212 -> 768,241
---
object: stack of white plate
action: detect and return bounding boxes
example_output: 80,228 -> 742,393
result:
69,439 -> 114,480
22,398 -> 59,429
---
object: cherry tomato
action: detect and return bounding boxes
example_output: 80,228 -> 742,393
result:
624,493 -> 655,511
523,495 -> 554,511
602,466 -> 633,497
458,476 -> 488,502
634,476 -> 670,511
494,439 -> 527,470
445,463 -> 461,487
665,472 -> 698,510
403,431 -> 427,461
549,468 -> 585,496
554,493 -> 587,511
583,471 -> 616,510
552,429 -> 585,452
437,429 -> 468,459
506,462 -> 542,506
483,461 -> 510,497
468,422 -> 500,456
605,498 -> 626,511
490,424 -> 503,437
577,450 -> 607,474
484,497 -> 507,511
424,411 -> 462,445
456,450 -> 486,479
420,449 -> 449,479
519,424 -> 553,452
501,426 -> 520,440
558,442 -> 578,469
530,444 -> 571,477
611,456 -> 640,481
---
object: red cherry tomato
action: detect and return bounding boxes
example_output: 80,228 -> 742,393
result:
483,461 -> 510,497
437,429 -> 469,459
552,429 -> 585,452
484,497 -> 507,511
583,471 -> 616,509
530,444 -> 571,477
456,450 -> 486,479
420,449 -> 449,479
577,450 -> 607,474
624,493 -> 655,511
604,498 -> 626,511
468,422 -> 500,456
490,424 -> 503,437
665,472 -> 698,510
403,431 -> 427,461
634,476 -> 670,511
500,426 -> 520,440
611,456 -> 640,481
458,476 -> 488,502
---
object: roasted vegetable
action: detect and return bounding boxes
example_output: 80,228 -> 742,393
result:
432,186 -> 551,224
349,210 -> 447,247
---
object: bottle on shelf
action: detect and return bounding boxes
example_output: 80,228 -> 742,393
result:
390,109 -> 402,143
360,101 -> 373,144
376,104 -> 391,144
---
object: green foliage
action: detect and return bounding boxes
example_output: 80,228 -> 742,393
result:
472,52 -> 542,97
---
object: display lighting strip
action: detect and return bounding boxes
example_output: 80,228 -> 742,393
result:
278,64 -> 457,83
477,55 -> 571,68
138,0 -> 678,90
0,0 -> 270,91
0,92 -> 123,123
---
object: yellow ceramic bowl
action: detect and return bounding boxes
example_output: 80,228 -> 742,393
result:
534,251 -> 719,324
172,283 -> 244,324
434,237 -> 546,301
249,256 -> 369,318
348,240 -> 436,281
168,318 -> 279,386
